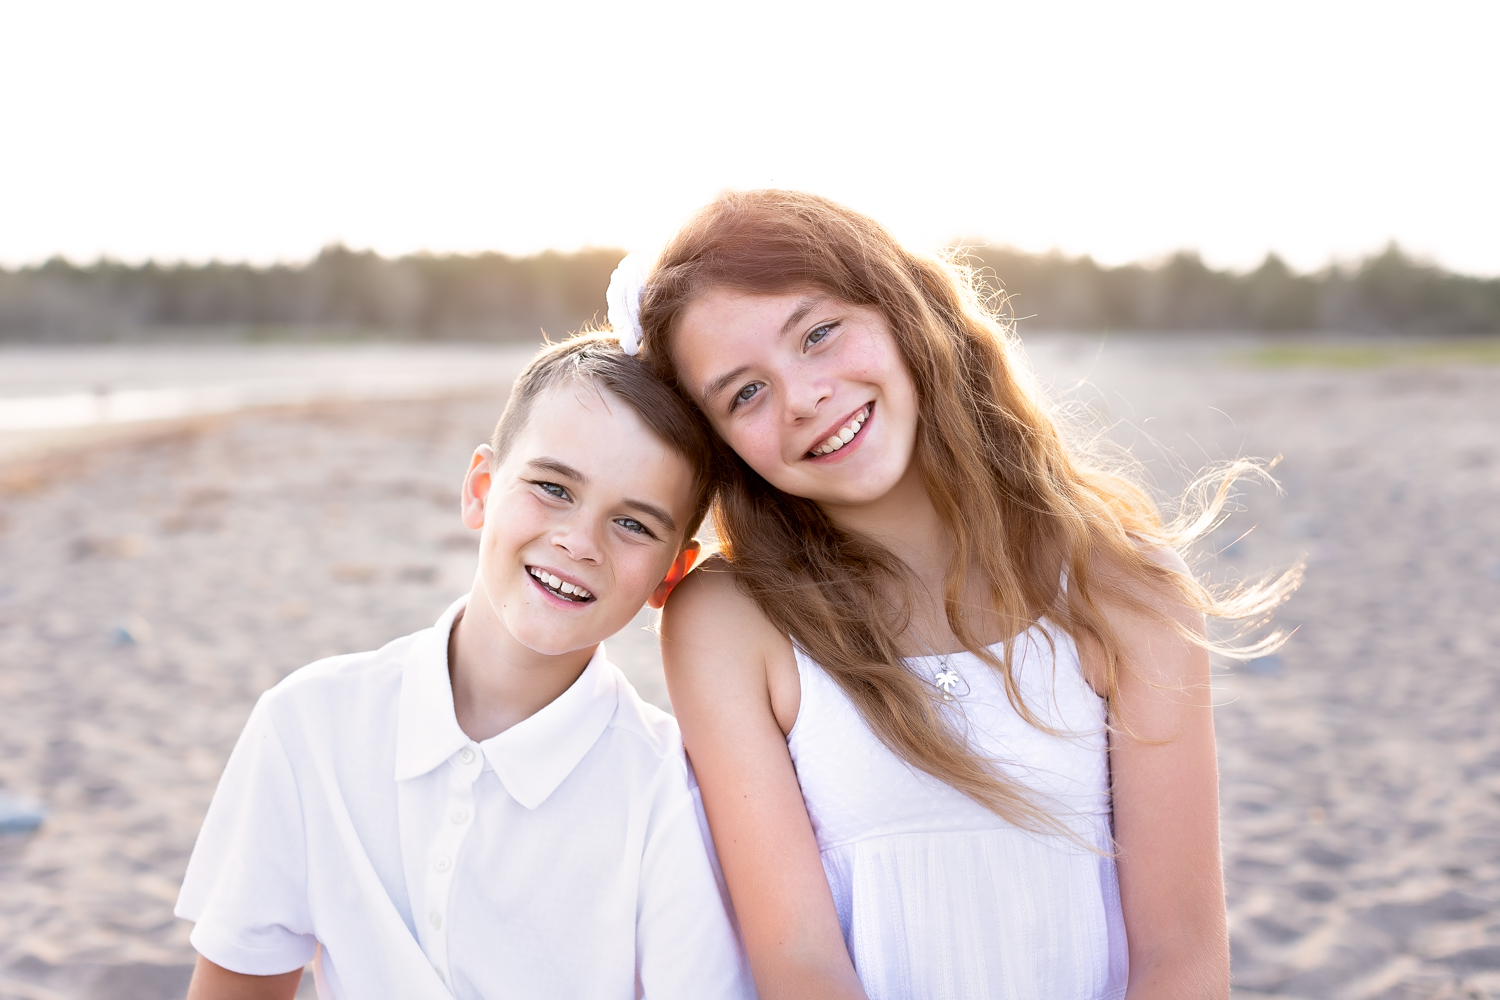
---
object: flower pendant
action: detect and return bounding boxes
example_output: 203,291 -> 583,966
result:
934,665 -> 962,701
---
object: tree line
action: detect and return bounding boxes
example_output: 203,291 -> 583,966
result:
1,242 -> 1496,342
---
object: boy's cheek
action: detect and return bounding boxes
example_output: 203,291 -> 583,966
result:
605,551 -> 676,614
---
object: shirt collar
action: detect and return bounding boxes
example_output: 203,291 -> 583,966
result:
481,644 -> 618,809
393,595 -> 472,784
393,595 -> 621,810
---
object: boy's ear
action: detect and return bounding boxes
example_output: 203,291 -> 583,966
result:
648,539 -> 701,610
461,445 -> 495,531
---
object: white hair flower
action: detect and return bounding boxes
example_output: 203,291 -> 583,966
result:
606,253 -> 648,355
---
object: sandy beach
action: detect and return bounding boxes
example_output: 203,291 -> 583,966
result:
1,336 -> 1497,999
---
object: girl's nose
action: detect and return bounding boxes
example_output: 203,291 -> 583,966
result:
783,373 -> 833,421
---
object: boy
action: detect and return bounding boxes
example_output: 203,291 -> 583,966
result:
176,336 -> 754,999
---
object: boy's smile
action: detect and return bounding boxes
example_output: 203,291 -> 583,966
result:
458,381 -> 698,664
526,565 -> 595,603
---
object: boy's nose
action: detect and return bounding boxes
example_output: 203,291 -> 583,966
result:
551,521 -> 603,564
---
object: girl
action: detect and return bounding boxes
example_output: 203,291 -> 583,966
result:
625,191 -> 1296,1000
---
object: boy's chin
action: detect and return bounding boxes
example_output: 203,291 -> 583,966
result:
506,605 -> 642,659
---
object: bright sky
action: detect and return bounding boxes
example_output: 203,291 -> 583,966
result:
3,0 -> 1496,274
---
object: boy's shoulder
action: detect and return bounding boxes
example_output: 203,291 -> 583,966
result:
253,616 -> 443,744
264,630 -> 415,703
602,668 -> 683,762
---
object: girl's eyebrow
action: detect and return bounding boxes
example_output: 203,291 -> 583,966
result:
777,295 -> 824,338
700,295 -> 829,407
701,365 -> 750,408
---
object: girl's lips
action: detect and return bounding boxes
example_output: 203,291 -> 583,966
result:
806,403 -> 874,462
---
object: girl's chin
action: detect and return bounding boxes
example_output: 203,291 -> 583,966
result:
795,469 -> 909,509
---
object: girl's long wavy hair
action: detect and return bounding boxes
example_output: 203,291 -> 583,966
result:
638,190 -> 1300,834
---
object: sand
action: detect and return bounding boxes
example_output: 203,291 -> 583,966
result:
0,336 -> 1497,999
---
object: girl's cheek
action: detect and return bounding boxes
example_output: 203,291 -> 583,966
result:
752,419 -> 788,466
722,416 -> 767,464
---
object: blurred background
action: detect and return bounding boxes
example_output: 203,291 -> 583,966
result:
1,1 -> 1497,998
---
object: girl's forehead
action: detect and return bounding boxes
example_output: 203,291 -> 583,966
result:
676,288 -> 843,359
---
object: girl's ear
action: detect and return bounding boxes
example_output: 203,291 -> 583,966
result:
461,445 -> 495,531
649,539 -> 702,609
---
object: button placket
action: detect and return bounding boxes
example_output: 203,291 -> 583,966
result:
420,743 -> 481,982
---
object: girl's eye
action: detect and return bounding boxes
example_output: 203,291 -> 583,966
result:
536,481 -> 570,500
731,382 -> 764,410
615,517 -> 654,538
805,323 -> 836,348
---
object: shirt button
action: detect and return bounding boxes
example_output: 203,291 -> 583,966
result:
458,747 -> 476,765
450,807 -> 469,824
434,853 -> 452,872
429,910 -> 443,930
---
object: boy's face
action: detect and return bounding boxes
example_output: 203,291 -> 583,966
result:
461,381 -> 698,658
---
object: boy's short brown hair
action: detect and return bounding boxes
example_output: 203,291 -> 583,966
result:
490,333 -> 715,542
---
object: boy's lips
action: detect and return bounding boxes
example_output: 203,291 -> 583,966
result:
806,403 -> 873,460
526,565 -> 596,604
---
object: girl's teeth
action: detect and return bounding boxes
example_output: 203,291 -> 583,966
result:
815,408 -> 868,455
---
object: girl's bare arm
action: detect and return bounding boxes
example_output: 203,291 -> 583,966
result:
660,566 -> 867,1000
186,956 -> 303,1000
1088,549 -> 1231,1000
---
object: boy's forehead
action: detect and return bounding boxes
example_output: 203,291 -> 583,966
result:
505,380 -> 695,502
528,377 -> 616,424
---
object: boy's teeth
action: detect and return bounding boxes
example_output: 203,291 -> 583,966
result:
528,567 -> 592,600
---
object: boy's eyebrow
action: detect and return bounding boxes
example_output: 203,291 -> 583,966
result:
622,499 -> 678,535
700,295 -> 827,407
528,457 -> 678,534
526,458 -> 588,482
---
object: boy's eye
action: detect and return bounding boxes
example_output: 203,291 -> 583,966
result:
535,481 -> 571,500
615,517 -> 655,538
732,382 -> 764,410
805,322 -> 836,348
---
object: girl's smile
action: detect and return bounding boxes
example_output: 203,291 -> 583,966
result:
806,402 -> 872,460
673,288 -> 920,511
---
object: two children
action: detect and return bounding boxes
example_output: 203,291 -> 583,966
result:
176,337 -> 755,999
180,190 -> 1296,1000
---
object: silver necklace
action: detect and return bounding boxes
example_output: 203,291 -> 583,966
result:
933,659 -> 963,700
914,631 -> 968,701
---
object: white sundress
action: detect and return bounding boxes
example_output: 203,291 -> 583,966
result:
786,622 -> 1129,999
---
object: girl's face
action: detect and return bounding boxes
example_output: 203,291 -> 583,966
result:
672,287 -> 921,510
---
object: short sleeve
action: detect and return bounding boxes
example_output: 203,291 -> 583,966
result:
635,758 -> 757,1000
175,694 -> 319,975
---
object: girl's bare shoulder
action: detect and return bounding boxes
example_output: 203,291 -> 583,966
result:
660,555 -> 801,731
661,554 -> 786,660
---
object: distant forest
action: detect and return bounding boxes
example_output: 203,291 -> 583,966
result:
2,242 -> 1497,342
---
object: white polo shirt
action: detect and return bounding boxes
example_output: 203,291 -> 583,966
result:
176,597 -> 755,1000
